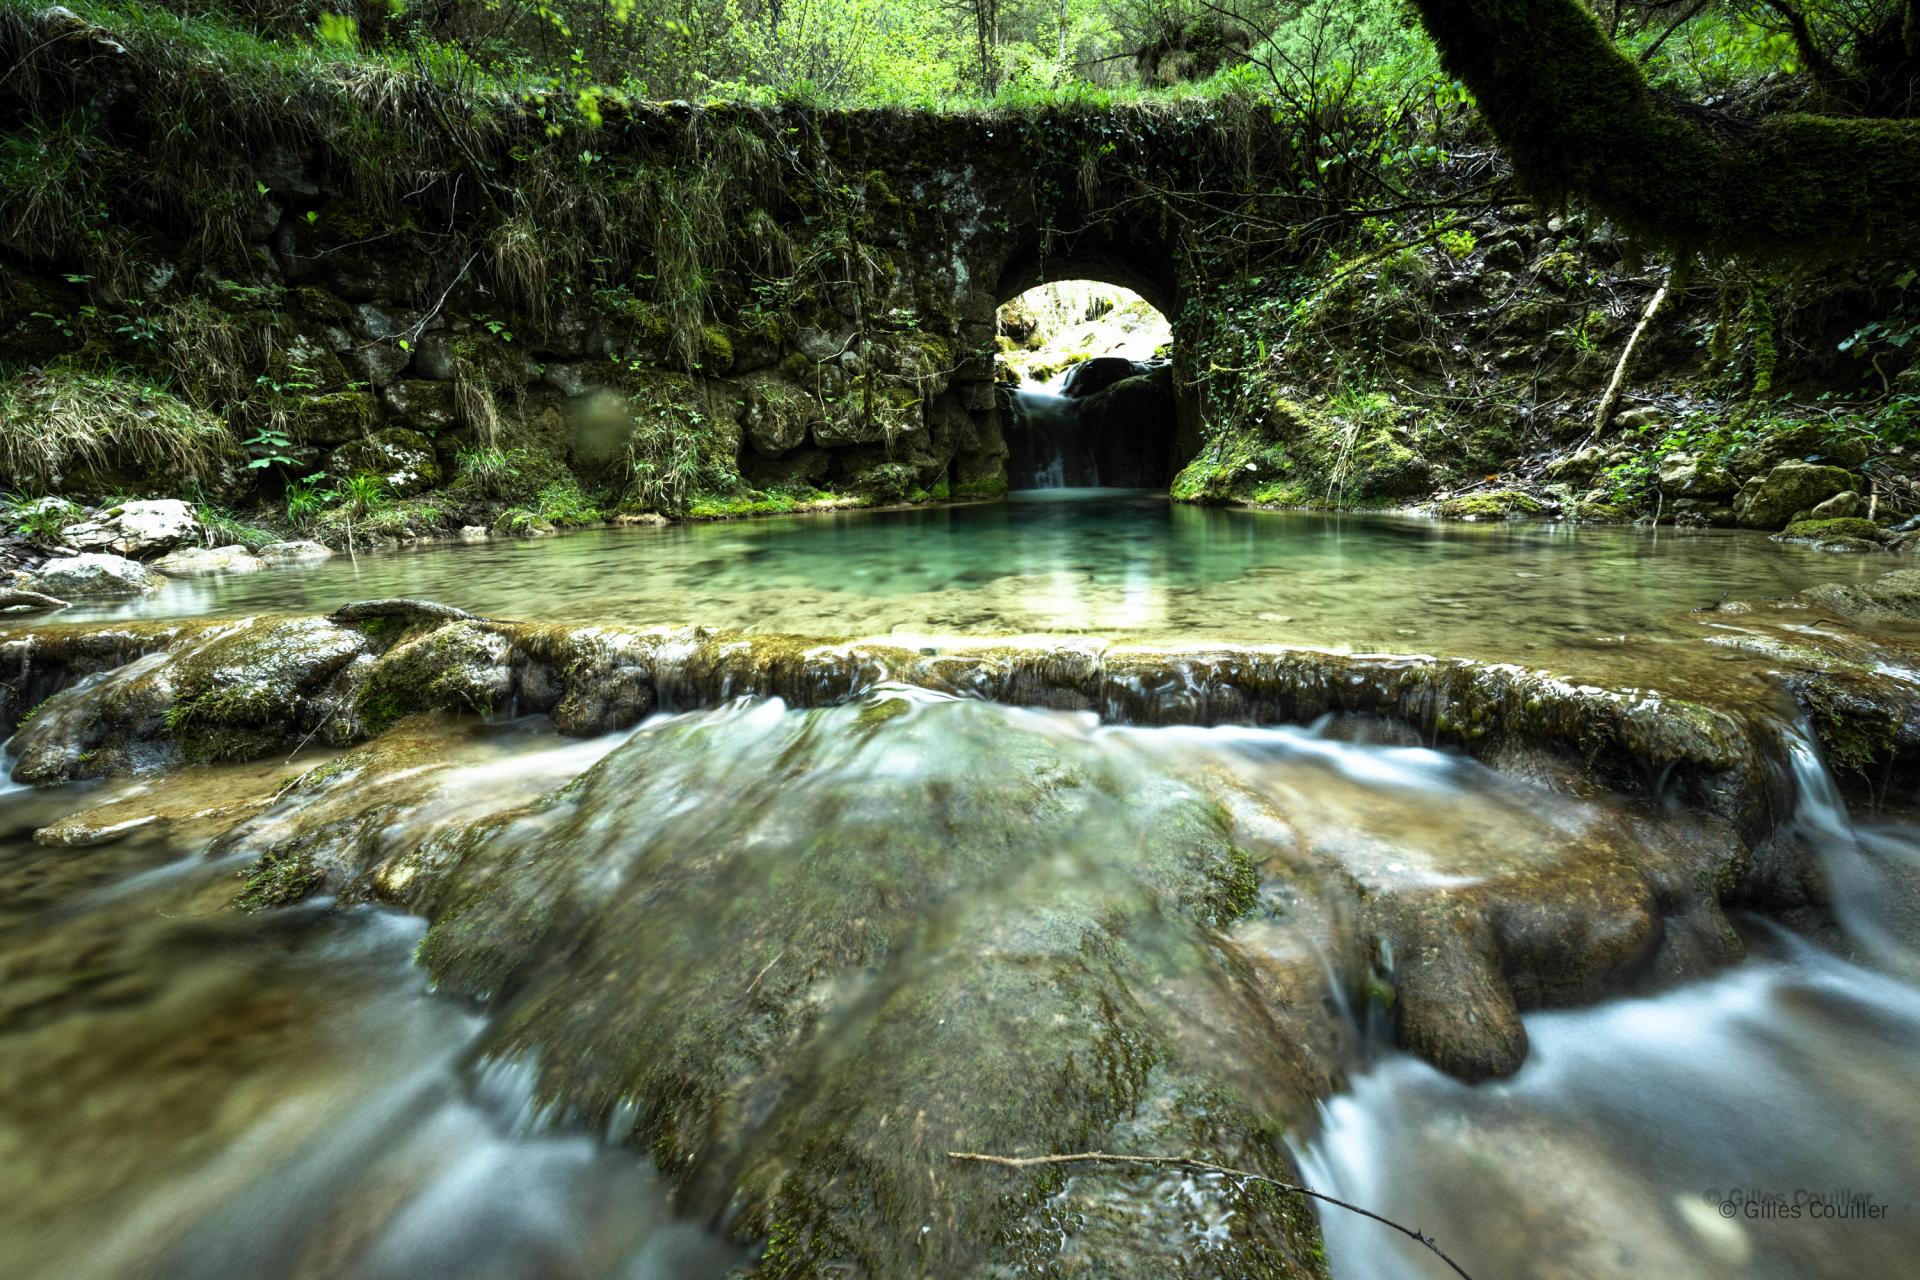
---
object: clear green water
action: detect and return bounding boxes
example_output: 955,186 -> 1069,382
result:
68,492 -> 1881,679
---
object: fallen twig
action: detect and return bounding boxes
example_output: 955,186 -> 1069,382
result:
1587,270 -> 1672,445
947,1149 -> 1475,1280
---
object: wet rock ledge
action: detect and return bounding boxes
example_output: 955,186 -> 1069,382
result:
5,600 -> 1787,819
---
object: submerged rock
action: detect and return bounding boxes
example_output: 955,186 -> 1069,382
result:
17,553 -> 166,598
151,544 -> 268,576
256,540 -> 333,564
0,588 -> 68,616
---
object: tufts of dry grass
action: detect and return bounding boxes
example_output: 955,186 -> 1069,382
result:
0,365 -> 241,493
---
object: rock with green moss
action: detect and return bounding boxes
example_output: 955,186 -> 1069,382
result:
1434,490 -> 1544,521
329,427 -> 441,496
740,371 -> 820,457
268,691 -> 1333,1278
18,553 -> 167,599
1802,569 -> 1920,621
1734,461 -> 1854,530
350,620 -> 514,735
1774,517 -> 1887,552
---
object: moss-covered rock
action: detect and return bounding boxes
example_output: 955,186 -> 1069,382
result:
328,427 -> 441,496
1434,489 -> 1544,521
1734,461 -> 1855,530
1775,516 -> 1887,552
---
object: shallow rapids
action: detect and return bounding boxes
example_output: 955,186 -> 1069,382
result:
4,689 -> 1916,1276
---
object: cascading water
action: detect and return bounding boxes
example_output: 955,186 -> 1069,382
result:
1005,386 -> 1097,488
1295,726 -> 1920,1280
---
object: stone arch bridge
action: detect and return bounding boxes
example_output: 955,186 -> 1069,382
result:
0,19 -> 1301,503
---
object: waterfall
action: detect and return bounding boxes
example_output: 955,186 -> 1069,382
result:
1782,722 -> 1920,973
1006,387 -> 1099,489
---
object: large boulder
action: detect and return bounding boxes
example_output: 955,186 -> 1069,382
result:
60,500 -> 199,557
328,428 -> 441,497
740,373 -> 819,457
1733,461 -> 1854,530
1060,356 -> 1161,399
1728,423 -> 1869,479
19,553 -> 167,598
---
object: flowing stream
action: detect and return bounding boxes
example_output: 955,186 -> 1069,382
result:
4,680 -> 1918,1277
1296,734 -> 1920,1279
1005,388 -> 1094,488
4,492 -> 1918,1277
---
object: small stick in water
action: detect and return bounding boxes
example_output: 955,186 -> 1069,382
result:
946,1149 -> 1476,1280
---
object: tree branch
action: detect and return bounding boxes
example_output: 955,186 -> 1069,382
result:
1404,0 -> 1920,259
947,1150 -> 1477,1280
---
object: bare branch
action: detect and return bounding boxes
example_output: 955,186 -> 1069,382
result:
947,1149 -> 1478,1280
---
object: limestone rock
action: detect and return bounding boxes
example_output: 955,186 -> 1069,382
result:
151,545 -> 267,576
1809,490 -> 1864,520
257,541 -> 333,564
20,553 -> 167,598
457,525 -> 489,543
328,428 -> 441,496
1657,453 -> 1734,499
1734,461 -> 1853,530
60,499 -> 199,557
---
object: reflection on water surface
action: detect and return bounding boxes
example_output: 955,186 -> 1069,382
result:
57,493 -> 1879,675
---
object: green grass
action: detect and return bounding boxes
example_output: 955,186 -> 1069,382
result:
195,504 -> 277,550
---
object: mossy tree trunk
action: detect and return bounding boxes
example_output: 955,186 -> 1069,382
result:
1405,0 -> 1920,258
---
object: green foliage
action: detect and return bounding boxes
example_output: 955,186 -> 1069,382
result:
3,493 -> 80,542
196,504 -> 276,549
335,471 -> 389,517
242,424 -> 301,470
284,473 -> 330,526
454,443 -> 522,497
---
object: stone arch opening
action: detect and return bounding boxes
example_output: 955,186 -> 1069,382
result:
993,276 -> 1196,491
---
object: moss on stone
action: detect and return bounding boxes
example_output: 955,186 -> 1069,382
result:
1434,490 -> 1544,521
1780,517 -> 1884,543
951,473 -> 1008,501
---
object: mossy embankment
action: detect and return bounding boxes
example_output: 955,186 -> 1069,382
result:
1,0 -> 1913,568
